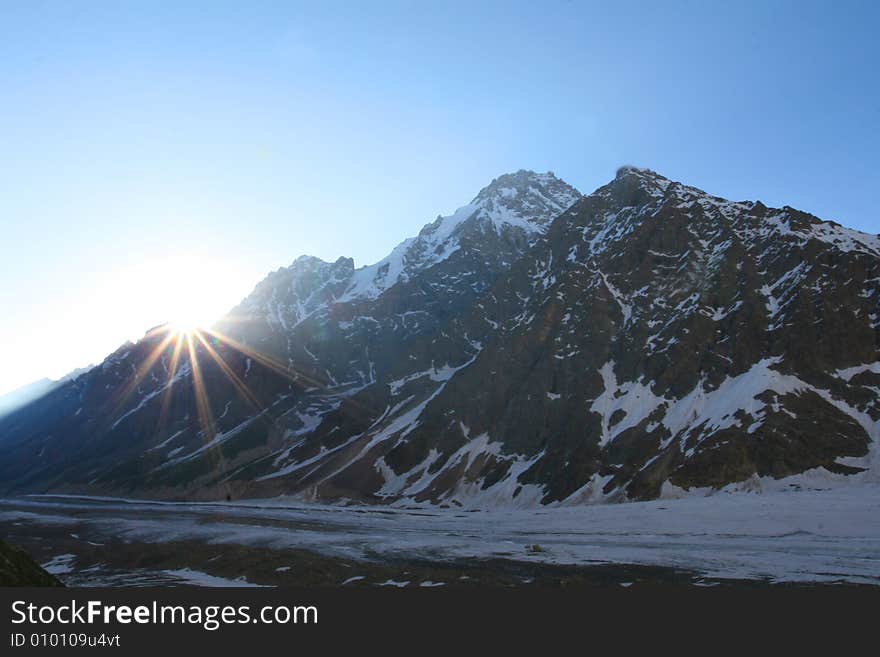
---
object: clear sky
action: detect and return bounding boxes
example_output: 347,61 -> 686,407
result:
1,0 -> 878,396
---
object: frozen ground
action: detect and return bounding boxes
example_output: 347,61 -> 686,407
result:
1,485 -> 878,585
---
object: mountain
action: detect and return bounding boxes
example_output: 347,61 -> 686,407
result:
0,379 -> 57,421
0,364 -> 94,423
0,167 -> 877,508
379,167 -> 880,505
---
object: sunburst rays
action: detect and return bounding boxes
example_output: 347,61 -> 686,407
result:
155,330 -> 185,434
107,323 -> 327,455
105,329 -> 177,429
200,327 -> 332,390
105,318 -> 377,493
193,330 -> 262,413
184,331 -> 216,443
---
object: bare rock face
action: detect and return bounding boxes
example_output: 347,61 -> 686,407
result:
1,167 -> 877,508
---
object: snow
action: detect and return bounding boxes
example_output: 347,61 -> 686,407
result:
652,357 -> 880,480
660,357 -> 801,446
702,300 -> 743,321
163,568 -> 265,587
388,363 -> 466,395
146,428 -> 187,453
599,271 -> 632,325
806,222 -> 880,257
258,436 -> 353,482
733,206 -> 880,258
256,357 -> 474,485
835,362 -> 880,382
402,439 -> 545,509
560,473 -> 617,505
342,208 -> 469,301
337,349 -> 486,481
759,263 -> 810,322
340,171 -> 579,302
591,361 -> 667,447
376,449 -> 442,497
8,489 -> 880,584
374,428 -> 545,509
585,357 -> 879,482
42,553 -> 76,575
164,411 -> 267,466
110,364 -> 191,430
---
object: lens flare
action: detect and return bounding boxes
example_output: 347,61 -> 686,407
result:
104,318 -> 378,500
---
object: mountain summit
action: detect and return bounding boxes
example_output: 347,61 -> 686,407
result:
1,167 -> 876,508
341,169 -> 580,300
469,169 -> 582,230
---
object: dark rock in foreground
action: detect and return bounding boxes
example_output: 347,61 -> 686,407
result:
0,539 -> 63,587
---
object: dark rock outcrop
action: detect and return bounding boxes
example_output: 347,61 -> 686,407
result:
0,540 -> 63,587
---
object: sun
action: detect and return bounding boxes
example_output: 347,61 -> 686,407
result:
167,299 -> 218,336
170,317 -> 203,336
147,253 -> 245,337
168,299 -> 221,336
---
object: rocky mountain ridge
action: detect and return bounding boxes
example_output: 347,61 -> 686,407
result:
0,166 -> 877,508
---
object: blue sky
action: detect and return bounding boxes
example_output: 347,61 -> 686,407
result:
1,0 -> 878,395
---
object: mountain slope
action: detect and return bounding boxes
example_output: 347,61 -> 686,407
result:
0,170 -> 583,502
0,167 -> 876,508
372,167 -> 880,505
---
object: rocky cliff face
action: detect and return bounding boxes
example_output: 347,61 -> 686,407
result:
1,167 -> 877,507
374,167 -> 880,505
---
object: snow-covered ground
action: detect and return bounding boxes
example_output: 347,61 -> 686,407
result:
2,486 -> 879,585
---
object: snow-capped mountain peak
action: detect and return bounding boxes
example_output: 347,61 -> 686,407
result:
342,170 -> 581,300
2,165 -> 878,511
223,254 -> 354,336
605,167 -> 880,259
469,169 -> 582,232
